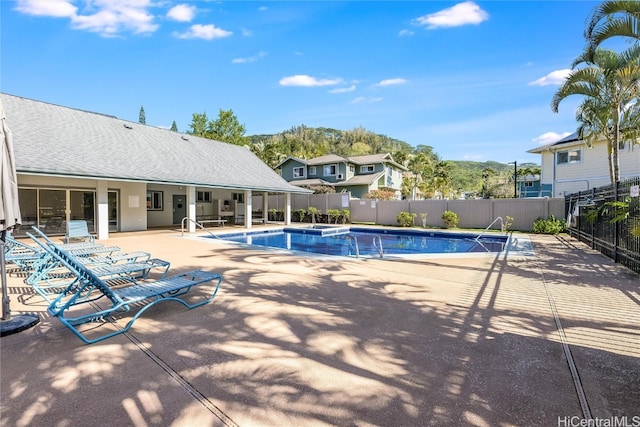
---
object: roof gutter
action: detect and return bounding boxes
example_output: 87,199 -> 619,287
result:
16,171 -> 312,194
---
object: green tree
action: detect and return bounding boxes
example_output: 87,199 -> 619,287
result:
189,112 -> 209,137
209,109 -> 248,146
188,109 -> 248,146
170,121 -> 178,132
405,152 -> 432,199
139,106 -> 146,124
585,0 -> 640,56
432,161 -> 453,199
480,168 -> 496,198
552,48 -> 640,183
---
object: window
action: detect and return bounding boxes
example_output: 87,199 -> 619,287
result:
349,165 -> 355,173
323,164 -> 337,176
361,165 -> 375,173
293,167 -> 305,178
147,191 -> 163,210
524,181 -> 534,187
308,166 -> 316,175
197,191 -> 211,202
557,149 -> 581,164
232,192 -> 245,203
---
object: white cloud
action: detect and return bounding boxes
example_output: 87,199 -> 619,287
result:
71,1 -> 159,36
399,29 -> 414,37
414,1 -> 489,29
533,131 -> 572,145
529,69 -> 571,86
173,24 -> 232,40
374,78 -> 407,87
167,4 -> 196,22
232,51 -> 267,64
17,0 -> 160,36
350,96 -> 383,104
329,85 -> 357,94
279,75 -> 342,87
15,0 -> 77,17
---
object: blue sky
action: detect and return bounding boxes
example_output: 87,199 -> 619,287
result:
1,0 -> 616,164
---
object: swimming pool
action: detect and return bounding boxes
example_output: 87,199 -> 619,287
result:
207,226 -> 510,258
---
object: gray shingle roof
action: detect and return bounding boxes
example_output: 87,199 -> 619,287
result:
306,154 -> 346,165
338,171 -> 384,186
527,132 -> 580,154
288,178 -> 333,187
2,93 -> 310,193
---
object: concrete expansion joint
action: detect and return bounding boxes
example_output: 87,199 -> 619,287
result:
534,258 -> 592,420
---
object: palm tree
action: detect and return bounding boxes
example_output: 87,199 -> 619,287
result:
585,0 -> 640,55
552,48 -> 640,183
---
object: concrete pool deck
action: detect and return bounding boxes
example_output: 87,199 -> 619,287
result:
1,228 -> 639,426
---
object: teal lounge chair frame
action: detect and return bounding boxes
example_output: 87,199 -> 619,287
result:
65,220 -> 96,244
27,231 -> 222,344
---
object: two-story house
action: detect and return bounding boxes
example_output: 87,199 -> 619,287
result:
527,132 -> 640,197
276,153 -> 407,199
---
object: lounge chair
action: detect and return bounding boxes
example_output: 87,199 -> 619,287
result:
65,220 -> 95,244
26,231 -> 222,344
25,229 -> 171,303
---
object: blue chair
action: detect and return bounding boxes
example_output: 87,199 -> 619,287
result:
27,229 -> 223,344
65,220 -> 95,244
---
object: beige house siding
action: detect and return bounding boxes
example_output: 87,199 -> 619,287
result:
535,137 -> 640,197
540,151 -> 555,183
620,146 -> 640,179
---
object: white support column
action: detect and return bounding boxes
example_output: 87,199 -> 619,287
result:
96,181 -> 109,240
245,190 -> 252,229
187,185 -> 196,232
262,191 -> 268,223
285,193 -> 291,225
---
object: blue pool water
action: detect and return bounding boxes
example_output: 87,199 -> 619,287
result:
210,226 -> 508,258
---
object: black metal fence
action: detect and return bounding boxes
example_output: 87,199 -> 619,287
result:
565,176 -> 640,275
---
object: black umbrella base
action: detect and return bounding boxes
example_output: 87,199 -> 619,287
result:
0,314 -> 40,337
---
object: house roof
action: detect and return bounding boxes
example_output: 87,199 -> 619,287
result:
2,93 -> 310,194
306,154 -> 346,165
276,152 -> 407,170
287,178 -> 333,187
336,171 -> 385,186
528,132 -> 580,154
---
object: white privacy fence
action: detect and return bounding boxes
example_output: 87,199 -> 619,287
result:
259,193 -> 565,232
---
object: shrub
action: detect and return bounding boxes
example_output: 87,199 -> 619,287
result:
295,209 -> 306,222
341,209 -> 350,224
364,189 -> 395,200
532,215 -> 566,234
397,211 -> 416,227
327,209 -> 340,224
504,215 -> 514,231
441,210 -> 458,229
307,207 -> 321,222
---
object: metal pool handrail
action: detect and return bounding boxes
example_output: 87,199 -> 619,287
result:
347,235 -> 360,258
373,235 -> 384,258
475,216 -> 506,242
181,217 -> 221,239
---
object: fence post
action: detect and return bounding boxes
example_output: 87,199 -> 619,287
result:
614,181 -> 620,263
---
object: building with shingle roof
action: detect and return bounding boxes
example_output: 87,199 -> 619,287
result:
276,152 -> 407,198
528,131 -> 640,197
2,93 -> 310,238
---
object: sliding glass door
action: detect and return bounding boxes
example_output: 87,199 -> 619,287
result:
39,189 -> 66,234
13,188 -> 99,236
70,190 -> 96,232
